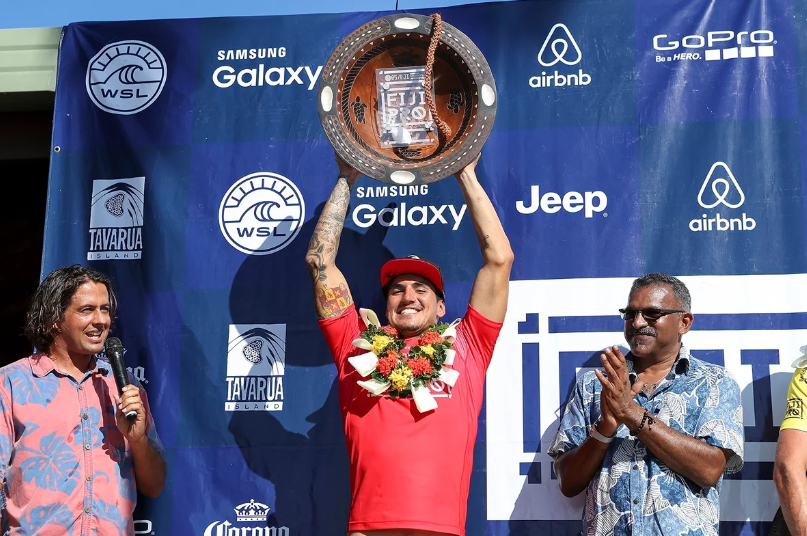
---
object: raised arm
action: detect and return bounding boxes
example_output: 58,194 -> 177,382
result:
305,155 -> 361,319
455,154 -> 514,322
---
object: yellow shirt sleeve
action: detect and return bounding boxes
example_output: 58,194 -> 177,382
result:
781,367 -> 807,431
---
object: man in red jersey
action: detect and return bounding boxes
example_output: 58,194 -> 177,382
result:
305,153 -> 513,536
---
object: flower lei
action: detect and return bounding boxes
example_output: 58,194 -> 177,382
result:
348,309 -> 460,413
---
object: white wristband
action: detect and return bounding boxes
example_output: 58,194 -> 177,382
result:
590,424 -> 615,444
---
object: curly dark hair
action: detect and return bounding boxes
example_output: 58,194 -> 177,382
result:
25,265 -> 118,352
629,272 -> 691,311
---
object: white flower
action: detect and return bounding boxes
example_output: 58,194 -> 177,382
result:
352,338 -> 373,351
348,351 -> 379,377
357,378 -> 391,395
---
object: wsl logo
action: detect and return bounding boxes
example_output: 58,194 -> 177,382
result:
689,162 -> 756,232
204,499 -> 289,536
88,177 -> 145,260
219,172 -> 305,255
225,324 -> 286,412
530,24 -> 591,89
86,40 -> 167,115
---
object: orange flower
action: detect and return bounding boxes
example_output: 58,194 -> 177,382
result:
381,325 -> 399,336
406,357 -> 433,377
418,331 -> 443,346
377,355 -> 398,376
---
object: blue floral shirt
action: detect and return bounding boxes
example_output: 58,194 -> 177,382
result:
548,346 -> 744,536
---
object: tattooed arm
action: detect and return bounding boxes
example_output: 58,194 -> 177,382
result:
305,155 -> 361,319
455,153 -> 514,322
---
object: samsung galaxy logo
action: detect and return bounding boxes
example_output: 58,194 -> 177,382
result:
355,185 -> 430,198
217,47 -> 287,61
352,203 -> 466,231
212,65 -> 322,90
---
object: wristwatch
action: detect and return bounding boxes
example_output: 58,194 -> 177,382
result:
590,422 -> 615,444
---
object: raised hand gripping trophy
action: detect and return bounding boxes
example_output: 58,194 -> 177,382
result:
317,13 -> 497,185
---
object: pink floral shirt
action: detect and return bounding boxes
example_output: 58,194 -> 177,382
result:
0,354 -> 164,535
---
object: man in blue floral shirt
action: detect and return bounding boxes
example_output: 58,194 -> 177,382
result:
549,273 -> 744,536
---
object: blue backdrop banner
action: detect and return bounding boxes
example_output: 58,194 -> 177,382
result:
44,0 -> 807,534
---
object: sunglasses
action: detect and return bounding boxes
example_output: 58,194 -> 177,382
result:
619,308 -> 686,322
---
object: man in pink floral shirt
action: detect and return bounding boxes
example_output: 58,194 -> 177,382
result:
0,265 -> 166,535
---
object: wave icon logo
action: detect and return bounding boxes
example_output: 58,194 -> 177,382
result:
227,325 -> 286,377
697,162 -> 745,209
538,24 -> 583,67
86,40 -> 167,115
90,177 -> 145,228
88,177 -> 145,260
219,172 -> 305,255
225,324 -> 287,412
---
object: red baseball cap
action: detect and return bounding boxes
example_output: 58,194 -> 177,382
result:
380,255 -> 445,299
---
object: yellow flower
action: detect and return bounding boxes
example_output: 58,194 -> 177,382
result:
371,335 -> 394,354
420,345 -> 435,357
388,366 -> 413,392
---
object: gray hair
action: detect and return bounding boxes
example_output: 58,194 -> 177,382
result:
629,273 -> 691,311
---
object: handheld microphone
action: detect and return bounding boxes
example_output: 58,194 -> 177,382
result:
104,337 -> 137,421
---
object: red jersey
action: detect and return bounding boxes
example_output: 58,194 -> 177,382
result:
318,304 -> 502,535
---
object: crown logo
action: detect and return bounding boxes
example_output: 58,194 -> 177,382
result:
234,499 -> 270,522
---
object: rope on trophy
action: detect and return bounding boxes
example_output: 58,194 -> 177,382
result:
424,13 -> 452,142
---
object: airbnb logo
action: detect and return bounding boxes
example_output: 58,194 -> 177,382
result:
697,162 -> 745,209
690,162 -> 755,232
537,24 -> 582,67
530,24 -> 592,89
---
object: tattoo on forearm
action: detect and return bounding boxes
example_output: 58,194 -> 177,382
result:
479,233 -> 490,250
306,178 -> 352,282
316,283 -> 352,318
